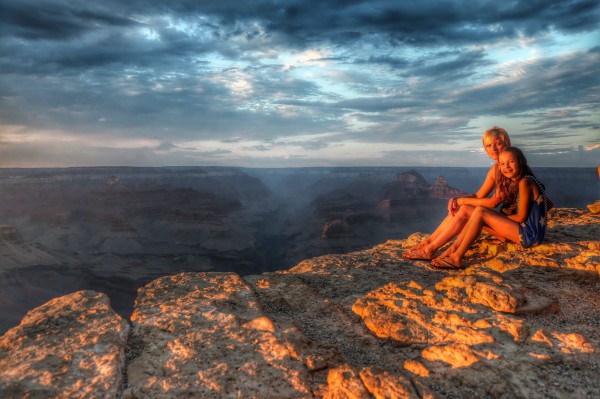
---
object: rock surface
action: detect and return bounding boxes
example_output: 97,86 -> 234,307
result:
124,272 -> 311,398
0,290 -> 129,398
1,208 -> 599,398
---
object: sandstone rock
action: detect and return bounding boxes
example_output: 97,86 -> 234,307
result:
422,343 -> 483,368
324,364 -> 370,399
359,366 -> 421,399
352,279 -> 527,348
587,200 -> 600,214
435,269 -> 527,313
0,290 -> 129,399
403,359 -> 430,377
530,328 -> 595,355
123,272 -> 311,398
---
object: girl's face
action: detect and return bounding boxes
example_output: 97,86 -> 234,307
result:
499,151 -> 520,179
484,137 -> 506,161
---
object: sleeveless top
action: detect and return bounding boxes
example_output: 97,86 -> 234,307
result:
518,175 -> 549,248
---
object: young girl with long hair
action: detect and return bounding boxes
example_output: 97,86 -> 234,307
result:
431,147 -> 551,269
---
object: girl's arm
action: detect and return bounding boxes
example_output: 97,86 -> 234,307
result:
474,165 -> 497,199
456,192 -> 502,208
508,178 -> 533,223
450,165 -> 501,212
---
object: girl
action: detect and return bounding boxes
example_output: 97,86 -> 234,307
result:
431,147 -> 550,269
403,126 -> 514,261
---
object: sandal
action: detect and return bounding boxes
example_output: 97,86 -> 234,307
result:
431,257 -> 463,270
402,247 -> 433,261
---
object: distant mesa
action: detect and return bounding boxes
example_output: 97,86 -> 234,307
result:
430,175 -> 465,199
395,170 -> 429,184
376,173 -> 463,215
383,171 -> 464,201
387,171 -> 430,198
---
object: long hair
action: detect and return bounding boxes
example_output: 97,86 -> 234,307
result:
497,146 -> 535,206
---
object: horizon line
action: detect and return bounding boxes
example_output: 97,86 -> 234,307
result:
0,165 -> 596,170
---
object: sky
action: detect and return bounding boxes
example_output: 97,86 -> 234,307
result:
0,0 -> 599,168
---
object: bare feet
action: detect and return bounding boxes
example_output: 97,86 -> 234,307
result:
431,256 -> 462,269
402,247 -> 433,261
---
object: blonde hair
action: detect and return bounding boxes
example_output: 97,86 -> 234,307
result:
482,126 -> 511,147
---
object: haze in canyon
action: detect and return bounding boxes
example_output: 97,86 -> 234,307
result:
0,166 -> 597,334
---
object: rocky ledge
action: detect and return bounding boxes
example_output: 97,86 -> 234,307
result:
1,208 -> 599,398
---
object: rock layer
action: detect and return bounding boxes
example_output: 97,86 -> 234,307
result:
1,208 -> 599,398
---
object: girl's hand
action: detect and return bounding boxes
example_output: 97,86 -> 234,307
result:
448,197 -> 459,216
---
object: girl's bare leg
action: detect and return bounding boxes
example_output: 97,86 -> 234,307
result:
409,205 -> 475,257
434,207 -> 520,267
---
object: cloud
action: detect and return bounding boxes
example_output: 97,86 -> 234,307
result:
0,0 -> 598,167
0,0 -> 136,40
154,142 -> 179,151
243,137 -> 332,152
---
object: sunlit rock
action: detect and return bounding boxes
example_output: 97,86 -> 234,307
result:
0,290 -> 129,398
587,200 -> 600,214
359,366 -> 422,399
435,269 -> 527,313
403,359 -> 430,377
352,271 -> 534,349
324,364 -> 370,399
123,272 -> 311,398
352,281 -> 502,346
421,343 -> 482,368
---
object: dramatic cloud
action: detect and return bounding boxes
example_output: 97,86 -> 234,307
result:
0,0 -> 599,167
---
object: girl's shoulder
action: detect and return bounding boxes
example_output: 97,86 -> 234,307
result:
488,163 -> 499,179
519,175 -> 535,186
519,176 -> 539,195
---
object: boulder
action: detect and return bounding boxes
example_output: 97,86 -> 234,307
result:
0,291 -> 129,399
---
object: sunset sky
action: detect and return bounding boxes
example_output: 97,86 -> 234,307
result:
1,0 -> 599,168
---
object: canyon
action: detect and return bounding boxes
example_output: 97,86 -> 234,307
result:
0,166 -> 481,334
0,166 -> 598,397
0,207 -> 598,398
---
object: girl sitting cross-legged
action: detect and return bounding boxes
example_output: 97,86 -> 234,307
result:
431,146 -> 552,269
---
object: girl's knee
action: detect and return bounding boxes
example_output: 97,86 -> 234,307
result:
458,204 -> 475,217
473,205 -> 486,214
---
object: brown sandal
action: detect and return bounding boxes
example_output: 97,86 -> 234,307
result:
431,257 -> 463,269
402,247 -> 433,261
